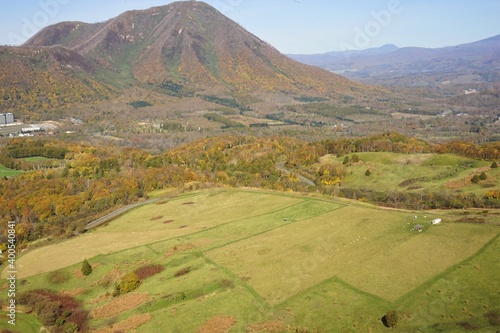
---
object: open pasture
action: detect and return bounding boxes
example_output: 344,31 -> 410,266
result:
324,152 -> 499,194
12,189 -> 500,332
12,190 -> 303,278
206,204 -> 496,303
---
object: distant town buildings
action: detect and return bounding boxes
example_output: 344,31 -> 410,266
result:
0,113 -> 15,126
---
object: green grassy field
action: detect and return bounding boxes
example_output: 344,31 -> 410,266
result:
0,164 -> 24,177
8,189 -> 500,332
323,152 -> 499,196
0,311 -> 42,333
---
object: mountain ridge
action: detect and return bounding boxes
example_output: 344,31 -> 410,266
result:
0,45 -> 117,118
288,35 -> 500,87
23,1 -> 367,96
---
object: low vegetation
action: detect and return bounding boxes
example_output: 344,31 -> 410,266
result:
128,101 -> 153,109
5,189 -> 499,332
18,290 -> 88,332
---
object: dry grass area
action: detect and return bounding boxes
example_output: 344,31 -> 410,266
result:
91,268 -> 121,288
247,320 -> 286,333
444,166 -> 490,189
60,288 -> 84,297
72,268 -> 84,279
11,190 -> 301,278
93,313 -> 152,333
165,243 -> 195,258
394,154 -> 432,165
195,316 -> 237,333
91,293 -> 149,319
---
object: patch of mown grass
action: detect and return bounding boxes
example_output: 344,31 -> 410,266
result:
0,163 -> 24,177
396,234 -> 500,332
280,277 -> 390,332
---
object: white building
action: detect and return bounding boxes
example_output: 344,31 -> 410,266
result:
0,113 -> 15,125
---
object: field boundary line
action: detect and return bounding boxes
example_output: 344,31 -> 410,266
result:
84,190 -> 216,231
84,198 -> 161,230
202,201 -> 346,253
200,253 -> 270,309
75,192 -> 310,261
278,276 -> 390,307
394,231 -> 500,305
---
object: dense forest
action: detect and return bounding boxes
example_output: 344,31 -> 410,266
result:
0,134 -> 499,253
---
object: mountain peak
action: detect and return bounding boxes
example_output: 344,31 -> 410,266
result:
23,1 -> 360,95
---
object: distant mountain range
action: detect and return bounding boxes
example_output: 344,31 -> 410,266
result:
289,35 -> 500,87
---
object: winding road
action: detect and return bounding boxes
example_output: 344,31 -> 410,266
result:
84,198 -> 161,231
277,162 -> 316,186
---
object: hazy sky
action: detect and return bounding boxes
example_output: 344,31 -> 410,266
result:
0,0 -> 498,54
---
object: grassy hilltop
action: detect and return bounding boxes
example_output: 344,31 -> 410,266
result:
3,189 -> 499,332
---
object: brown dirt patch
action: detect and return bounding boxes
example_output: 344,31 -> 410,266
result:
156,200 -> 169,205
247,320 -> 285,333
174,266 -> 191,277
182,201 -> 196,205
163,219 -> 174,224
88,293 -> 110,306
134,264 -> 164,280
91,293 -> 149,319
150,215 -> 163,221
165,244 -> 195,258
60,288 -> 84,297
195,316 -> 237,333
93,313 -> 152,333
456,217 -> 487,224
444,167 -> 490,189
73,268 -> 84,279
91,268 -> 121,289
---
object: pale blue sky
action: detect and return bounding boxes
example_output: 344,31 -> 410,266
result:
0,0 -> 498,53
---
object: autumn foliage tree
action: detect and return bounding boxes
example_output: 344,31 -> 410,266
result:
114,272 -> 141,296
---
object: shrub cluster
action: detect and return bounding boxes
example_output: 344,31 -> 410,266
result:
18,290 -> 88,331
113,272 -> 141,296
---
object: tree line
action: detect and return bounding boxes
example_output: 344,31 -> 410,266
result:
0,133 -> 498,250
